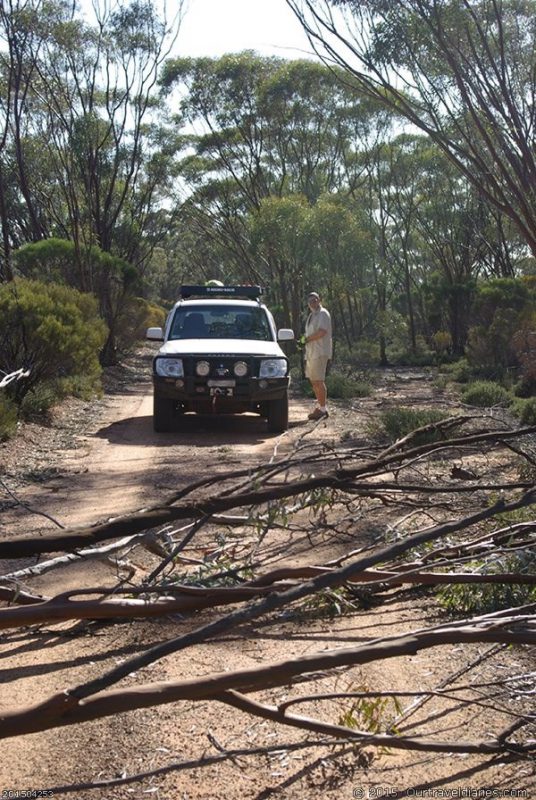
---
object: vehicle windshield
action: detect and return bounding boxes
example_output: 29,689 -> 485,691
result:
168,305 -> 273,341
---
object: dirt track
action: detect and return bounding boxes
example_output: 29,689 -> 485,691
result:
1,353 -> 535,798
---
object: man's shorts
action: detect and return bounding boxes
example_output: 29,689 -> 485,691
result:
305,356 -> 329,381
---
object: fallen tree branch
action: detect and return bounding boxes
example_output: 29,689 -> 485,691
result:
1,567 -> 534,626
0,368 -> 30,389
48,490 -> 535,705
2,423 -> 536,558
220,688 -> 532,754
0,478 -> 65,529
1,613 -> 534,742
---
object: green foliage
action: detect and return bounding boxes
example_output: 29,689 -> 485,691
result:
430,330 -> 452,357
338,686 -> 402,735
20,374 -> 103,421
344,338 -> 380,367
461,380 -> 511,408
301,587 -> 357,618
440,358 -> 475,383
378,406 -> 448,444
387,330 -> 444,367
13,238 -> 141,364
465,278 -> 536,378
327,372 -> 372,399
20,383 -> 59,418
437,550 -> 536,615
0,395 -> 18,441
513,374 -> 536,399
298,372 -> 372,399
0,279 -> 106,405
116,297 -> 166,349
510,397 -> 536,426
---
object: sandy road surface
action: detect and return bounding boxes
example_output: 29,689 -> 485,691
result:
1,364 -> 534,798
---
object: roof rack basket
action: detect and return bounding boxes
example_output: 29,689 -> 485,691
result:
180,285 -> 263,300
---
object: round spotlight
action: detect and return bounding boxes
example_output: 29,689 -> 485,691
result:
196,360 -> 210,376
233,361 -> 248,377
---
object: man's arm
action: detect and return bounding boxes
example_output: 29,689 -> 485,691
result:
306,328 -> 327,344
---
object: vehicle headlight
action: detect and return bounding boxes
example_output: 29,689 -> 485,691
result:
155,358 -> 184,378
259,358 -> 287,378
196,360 -> 210,377
233,361 -> 248,377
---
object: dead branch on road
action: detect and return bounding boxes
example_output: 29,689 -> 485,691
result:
1,413 -> 535,774
2,419 -> 536,558
1,609 -> 534,747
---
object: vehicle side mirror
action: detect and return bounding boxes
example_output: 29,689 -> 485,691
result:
277,328 -> 295,341
146,327 -> 164,341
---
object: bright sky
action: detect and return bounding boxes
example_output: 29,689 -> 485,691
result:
176,0 -> 314,59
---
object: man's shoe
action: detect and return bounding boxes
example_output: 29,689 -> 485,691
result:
307,407 -> 329,421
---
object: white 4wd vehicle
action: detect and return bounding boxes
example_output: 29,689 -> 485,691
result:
146,285 -> 294,433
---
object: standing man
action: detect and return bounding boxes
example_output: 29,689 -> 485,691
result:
303,291 -> 332,420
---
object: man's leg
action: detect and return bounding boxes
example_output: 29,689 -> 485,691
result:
307,373 -> 328,419
311,380 -> 326,407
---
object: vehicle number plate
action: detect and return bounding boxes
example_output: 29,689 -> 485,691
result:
207,379 -> 235,388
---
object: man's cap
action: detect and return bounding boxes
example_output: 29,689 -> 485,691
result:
308,292 -> 320,300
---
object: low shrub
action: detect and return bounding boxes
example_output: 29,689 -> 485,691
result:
0,278 -> 107,406
0,395 -> 18,441
513,374 -> 536,398
19,374 -> 103,421
298,372 -> 372,399
116,296 -> 167,350
327,372 -> 372,399
20,383 -> 58,418
461,380 -> 511,407
440,358 -> 474,383
510,397 -> 536,425
337,339 -> 380,367
437,550 -> 536,615
378,406 -> 448,445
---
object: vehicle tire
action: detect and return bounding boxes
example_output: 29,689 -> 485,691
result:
153,395 -> 175,432
266,396 -> 289,433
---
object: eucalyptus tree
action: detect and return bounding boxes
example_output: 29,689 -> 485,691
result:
0,0 -> 58,279
0,1 -> 183,362
287,0 -> 536,259
34,1 -> 182,280
355,131 -> 530,360
162,54 -> 369,206
161,52 -> 391,328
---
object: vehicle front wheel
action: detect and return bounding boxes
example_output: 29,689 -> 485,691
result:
266,396 -> 289,433
153,395 -> 175,432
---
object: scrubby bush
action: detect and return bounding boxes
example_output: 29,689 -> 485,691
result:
430,330 -> 453,360
326,372 -> 372,399
298,371 -> 372,399
438,550 -> 536,615
0,279 -> 107,406
378,406 -> 448,445
511,311 -> 536,394
0,395 -> 18,440
440,357 -> 474,383
116,296 -> 166,350
510,397 -> 536,425
13,238 -> 139,364
465,277 -> 536,378
337,339 -> 380,367
389,335 -> 435,367
461,380 -> 511,407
